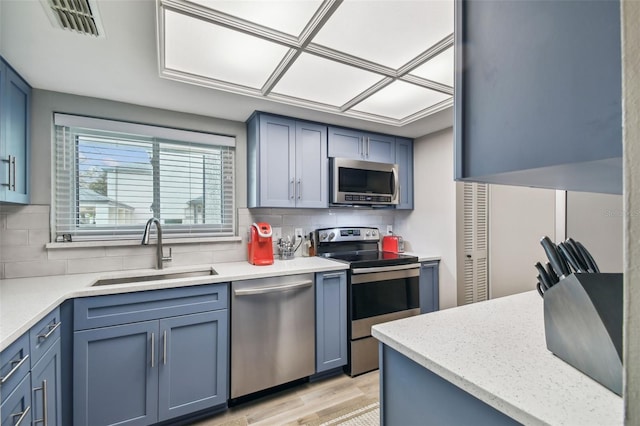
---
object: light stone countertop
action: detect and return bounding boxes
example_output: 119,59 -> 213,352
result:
0,257 -> 348,352
372,291 -> 623,426
402,252 -> 441,263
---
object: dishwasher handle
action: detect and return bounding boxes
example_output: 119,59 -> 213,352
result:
234,280 -> 312,296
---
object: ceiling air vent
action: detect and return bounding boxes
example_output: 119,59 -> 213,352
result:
40,0 -> 105,37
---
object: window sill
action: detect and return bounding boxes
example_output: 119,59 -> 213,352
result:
46,236 -> 243,249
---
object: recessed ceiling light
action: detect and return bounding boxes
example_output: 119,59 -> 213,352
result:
272,53 -> 384,107
164,9 -> 290,89
353,80 -> 451,120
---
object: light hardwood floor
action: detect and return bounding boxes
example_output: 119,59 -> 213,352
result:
191,371 -> 380,426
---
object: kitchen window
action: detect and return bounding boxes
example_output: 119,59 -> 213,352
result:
53,114 -> 235,242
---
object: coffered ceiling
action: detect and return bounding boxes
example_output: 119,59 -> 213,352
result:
157,0 -> 454,126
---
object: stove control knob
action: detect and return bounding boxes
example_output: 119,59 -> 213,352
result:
372,230 -> 378,237
328,232 -> 335,241
320,232 -> 327,241
365,231 -> 371,237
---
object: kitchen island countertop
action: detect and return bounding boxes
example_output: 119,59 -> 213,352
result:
0,257 -> 348,352
372,291 -> 623,425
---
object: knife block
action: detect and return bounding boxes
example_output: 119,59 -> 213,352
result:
543,272 -> 623,395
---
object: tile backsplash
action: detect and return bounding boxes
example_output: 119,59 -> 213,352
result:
0,205 -> 396,279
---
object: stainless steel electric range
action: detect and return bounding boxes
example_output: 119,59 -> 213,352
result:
314,226 -> 421,376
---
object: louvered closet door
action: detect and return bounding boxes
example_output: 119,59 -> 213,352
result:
460,182 -> 488,305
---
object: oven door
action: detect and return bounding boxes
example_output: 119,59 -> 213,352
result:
350,263 -> 420,339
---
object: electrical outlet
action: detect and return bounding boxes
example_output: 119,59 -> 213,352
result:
294,228 -> 303,239
386,225 -> 393,235
272,227 -> 282,240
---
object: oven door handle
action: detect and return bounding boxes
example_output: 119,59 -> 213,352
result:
351,263 -> 420,274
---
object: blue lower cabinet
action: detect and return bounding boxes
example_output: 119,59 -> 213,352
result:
73,321 -> 159,426
31,338 -> 62,426
158,310 -> 228,422
420,261 -> 440,314
0,373 -> 32,426
315,271 -> 347,372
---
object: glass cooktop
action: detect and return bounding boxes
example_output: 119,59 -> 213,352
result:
325,251 -> 418,268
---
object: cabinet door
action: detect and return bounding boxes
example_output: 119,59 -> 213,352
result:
259,115 -> 296,207
365,133 -> 395,163
2,64 -> 30,204
1,373 -> 31,426
327,127 -> 363,159
315,271 -> 347,372
158,310 -> 228,422
420,261 -> 440,314
74,321 -> 159,426
395,138 -> 414,210
295,122 -> 328,208
31,339 -> 62,426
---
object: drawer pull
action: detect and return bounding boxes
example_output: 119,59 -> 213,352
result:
37,321 -> 62,341
321,273 -> 344,279
12,405 -> 31,426
1,354 -> 29,384
33,379 -> 48,426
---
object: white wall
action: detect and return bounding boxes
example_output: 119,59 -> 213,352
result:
566,192 -> 623,273
394,127 -> 457,309
488,185 -> 557,299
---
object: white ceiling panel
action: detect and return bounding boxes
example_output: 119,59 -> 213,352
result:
353,80 -> 451,120
411,46 -> 454,86
164,9 -> 290,88
272,53 -> 384,106
188,0 -> 323,36
312,1 -> 454,69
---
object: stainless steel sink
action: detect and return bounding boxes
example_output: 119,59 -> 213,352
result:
92,268 -> 218,286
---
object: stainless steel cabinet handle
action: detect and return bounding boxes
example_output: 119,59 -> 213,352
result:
0,354 -> 29,384
163,330 -> 167,365
297,179 -> 301,200
360,136 -> 364,158
12,405 -> 31,426
37,321 -> 61,341
151,332 -> 155,368
2,155 -> 11,188
290,179 -> 295,199
321,272 -> 344,279
352,263 -> 421,274
11,156 -> 16,191
234,280 -> 312,296
33,379 -> 48,426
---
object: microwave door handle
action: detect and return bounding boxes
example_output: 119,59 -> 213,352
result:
391,168 -> 399,201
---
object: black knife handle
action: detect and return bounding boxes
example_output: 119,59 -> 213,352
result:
534,262 -> 552,289
540,236 -> 570,278
558,242 -> 583,273
565,238 -> 589,272
576,241 -> 600,273
546,262 -> 559,284
536,281 -> 545,297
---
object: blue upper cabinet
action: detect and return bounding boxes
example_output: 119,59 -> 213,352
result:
247,112 -> 327,208
0,57 -> 31,204
328,126 -> 395,164
455,0 -> 622,194
395,138 -> 414,210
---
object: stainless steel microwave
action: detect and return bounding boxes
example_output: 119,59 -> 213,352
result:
330,157 -> 399,206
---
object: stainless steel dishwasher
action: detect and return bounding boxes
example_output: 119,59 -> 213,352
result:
231,273 -> 315,399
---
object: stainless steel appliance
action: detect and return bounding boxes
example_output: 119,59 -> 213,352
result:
231,274 -> 315,399
330,158 -> 399,206
315,227 -> 420,376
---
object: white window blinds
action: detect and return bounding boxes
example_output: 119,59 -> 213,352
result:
54,114 -> 236,241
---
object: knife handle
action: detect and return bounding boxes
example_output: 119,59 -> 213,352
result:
546,262 -> 559,284
534,262 -> 552,289
536,281 -> 545,297
540,236 -> 570,278
565,238 -> 589,271
575,241 -> 600,273
558,242 -> 583,273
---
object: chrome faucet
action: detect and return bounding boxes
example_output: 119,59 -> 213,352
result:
141,218 -> 172,269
